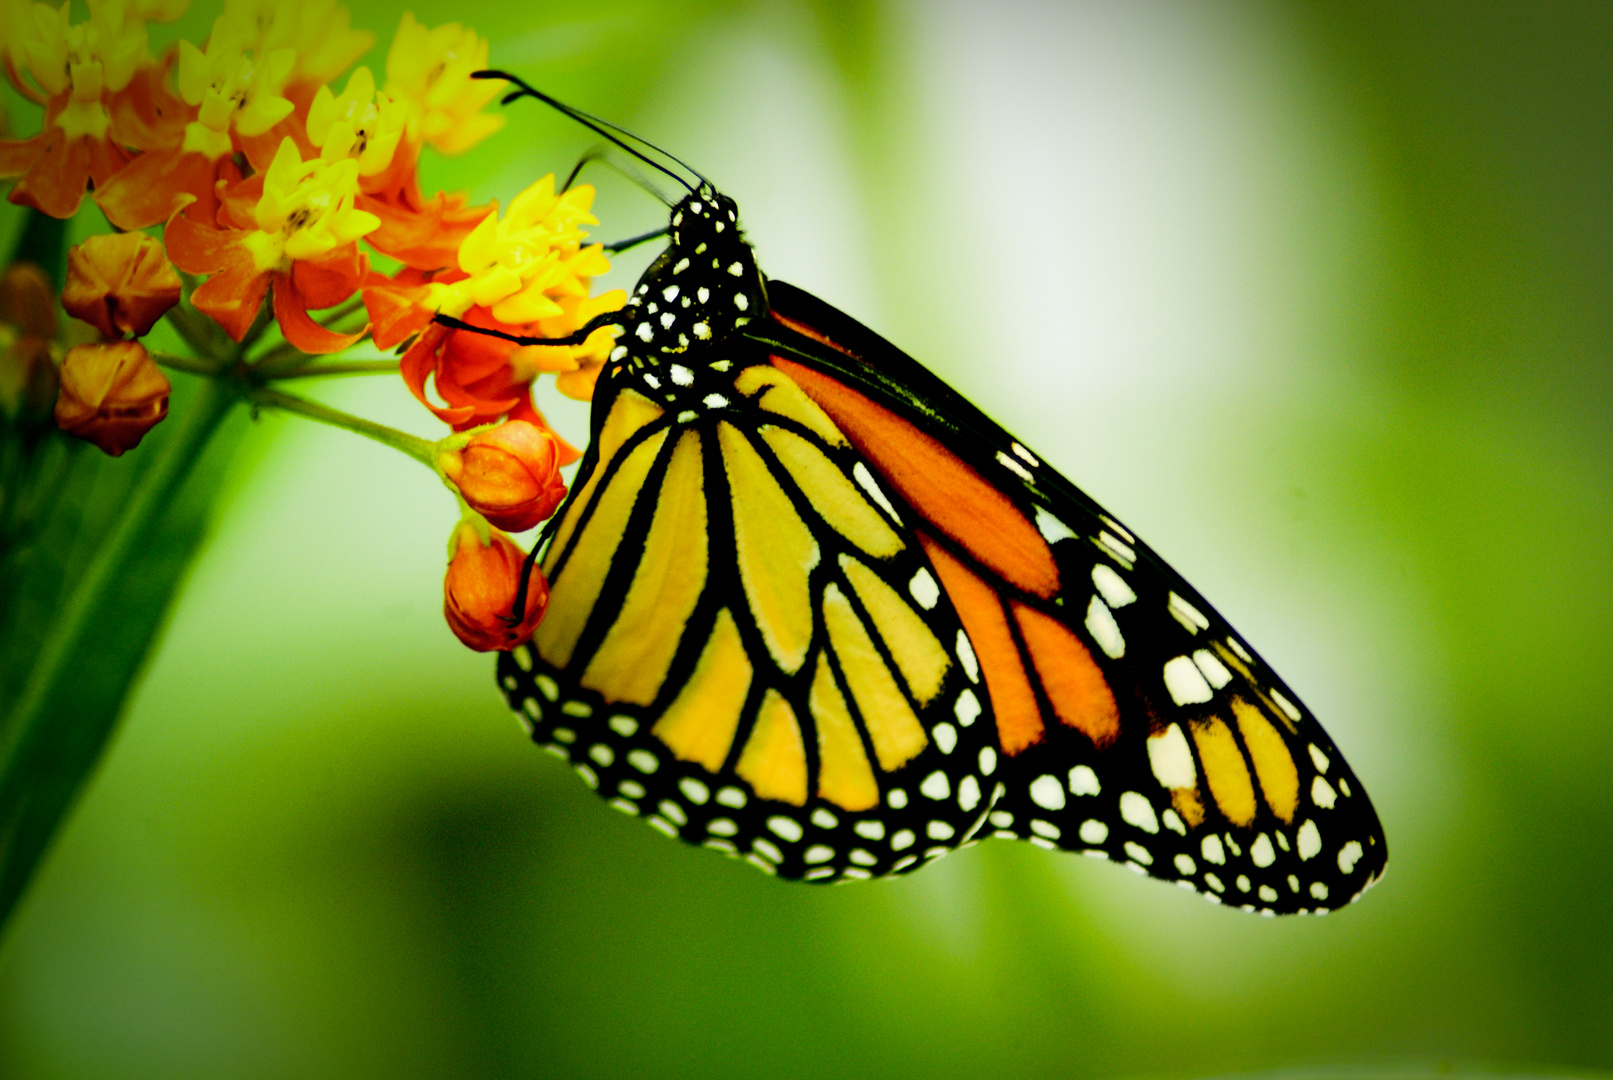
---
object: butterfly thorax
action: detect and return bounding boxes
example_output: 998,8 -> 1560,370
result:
603,186 -> 769,412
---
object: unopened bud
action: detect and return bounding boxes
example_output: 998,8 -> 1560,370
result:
54,341 -> 170,455
443,521 -> 549,651
62,232 -> 182,339
438,420 -> 568,532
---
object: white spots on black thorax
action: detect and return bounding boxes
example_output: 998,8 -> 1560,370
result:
610,185 -> 764,406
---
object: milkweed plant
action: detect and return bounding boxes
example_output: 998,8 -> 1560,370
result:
0,0 -> 624,929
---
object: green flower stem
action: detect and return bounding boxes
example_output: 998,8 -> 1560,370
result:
0,376 -> 239,925
274,360 -> 401,379
150,351 -> 224,377
164,302 -> 229,360
250,385 -> 437,467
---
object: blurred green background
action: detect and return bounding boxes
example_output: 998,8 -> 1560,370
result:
3,0 -> 1611,1076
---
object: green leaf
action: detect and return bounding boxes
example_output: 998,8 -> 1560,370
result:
0,375 -> 242,930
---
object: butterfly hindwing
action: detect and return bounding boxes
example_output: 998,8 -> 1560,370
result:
744,281 -> 1387,912
498,351 -> 1006,881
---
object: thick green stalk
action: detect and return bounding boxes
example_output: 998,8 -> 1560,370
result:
0,376 -> 239,928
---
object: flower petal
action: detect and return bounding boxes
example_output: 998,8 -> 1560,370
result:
272,271 -> 366,355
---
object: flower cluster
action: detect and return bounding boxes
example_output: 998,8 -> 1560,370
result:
0,0 -> 626,650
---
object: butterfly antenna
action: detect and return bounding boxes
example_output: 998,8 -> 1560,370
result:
475,69 -> 707,195
568,149 -> 674,208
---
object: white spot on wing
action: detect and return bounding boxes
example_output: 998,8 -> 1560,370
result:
669,364 -> 694,386
1251,833 -> 1276,867
680,778 -> 709,804
1271,688 -> 1303,722
1012,442 -> 1039,467
1338,840 -> 1364,874
920,771 -> 951,800
1079,819 -> 1108,844
768,816 -> 803,842
1312,775 -> 1338,809
702,393 -> 729,409
909,568 -> 939,609
852,463 -> 901,523
1309,744 -> 1330,773
1100,516 -> 1134,543
1098,532 -> 1135,567
1201,834 -> 1226,864
811,808 -> 837,829
1034,507 -> 1076,544
1168,592 -> 1210,633
1297,819 -> 1322,860
954,689 -> 981,726
1192,649 -> 1233,689
1120,792 -> 1159,833
1068,765 -> 1100,796
1163,656 -> 1214,705
933,723 -> 957,754
1091,564 -> 1136,608
978,747 -> 996,775
1029,775 -> 1066,811
958,775 -> 981,812
996,451 -> 1033,482
1147,724 -> 1197,789
1124,841 -> 1153,865
955,631 -> 980,682
1086,596 -> 1125,658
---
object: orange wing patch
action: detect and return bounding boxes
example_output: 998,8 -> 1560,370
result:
772,357 -> 1060,599
918,532 -> 1045,755
1010,601 -> 1120,748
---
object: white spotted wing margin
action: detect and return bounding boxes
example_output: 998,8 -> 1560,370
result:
745,280 -> 1387,914
496,351 -> 1005,884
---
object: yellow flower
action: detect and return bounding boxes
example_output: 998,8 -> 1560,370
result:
306,65 -> 408,176
247,136 -> 380,267
220,0 -> 371,85
15,0 -> 156,136
428,174 -> 612,321
383,13 -> 504,155
175,15 -> 295,151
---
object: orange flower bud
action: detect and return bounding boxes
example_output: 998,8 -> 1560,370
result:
443,521 -> 549,651
54,341 -> 171,456
62,233 -> 183,340
438,420 -> 568,532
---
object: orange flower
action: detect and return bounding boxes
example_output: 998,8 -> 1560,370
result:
443,520 -> 548,651
165,138 -> 377,351
365,174 -> 620,449
0,0 -> 180,219
438,420 -> 568,532
62,233 -> 183,339
54,340 -> 171,456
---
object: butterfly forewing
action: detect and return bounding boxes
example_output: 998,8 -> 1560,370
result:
745,281 -> 1387,912
499,353 -> 1004,881
491,182 -> 1383,913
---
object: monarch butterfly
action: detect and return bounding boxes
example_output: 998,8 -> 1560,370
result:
462,72 -> 1387,915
